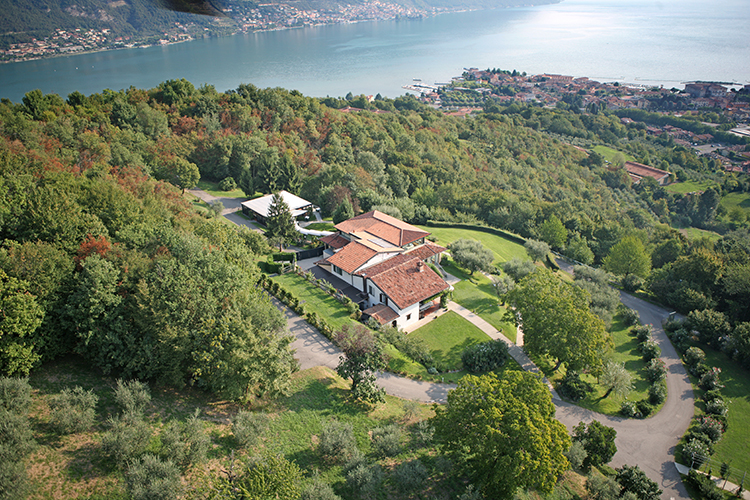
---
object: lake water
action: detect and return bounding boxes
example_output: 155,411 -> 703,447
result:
1,0 -> 749,103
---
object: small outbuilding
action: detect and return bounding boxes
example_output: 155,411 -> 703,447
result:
240,190 -> 317,225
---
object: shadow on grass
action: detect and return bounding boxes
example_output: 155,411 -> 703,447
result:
283,376 -> 371,416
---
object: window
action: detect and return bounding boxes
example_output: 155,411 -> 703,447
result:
369,285 -> 374,296
333,265 -> 342,275
406,314 -> 411,321
391,320 -> 397,328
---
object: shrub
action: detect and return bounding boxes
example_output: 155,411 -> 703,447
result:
632,325 -> 652,343
622,308 -> 640,326
414,420 -> 434,446
699,416 -> 724,443
460,339 -> 509,373
645,358 -> 667,383
683,439 -> 711,468
686,429 -> 715,455
102,412 -> 152,467
621,274 -> 644,293
699,367 -> 723,391
0,408 -> 36,500
648,384 -> 666,405
640,341 -> 661,361
238,452 -> 302,500
686,469 -> 724,500
393,459 -> 428,492
0,377 -> 32,415
49,386 -> 99,434
683,347 -> 706,370
218,176 -> 237,191
319,420 -> 357,463
346,462 -> 383,498
558,370 -> 594,402
620,400 -> 638,418
705,398 -> 728,417
636,400 -> 653,418
692,362 -> 710,378
371,424 -> 402,458
615,464 -> 662,500
301,476 -> 341,500
565,440 -> 588,471
586,473 -> 621,500
114,379 -> 151,414
160,410 -> 210,467
232,410 -> 269,448
0,458 -> 30,500
669,328 -> 690,352
126,454 -> 182,500
702,388 -> 723,403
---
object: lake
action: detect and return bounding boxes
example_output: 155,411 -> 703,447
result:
1,0 -> 749,103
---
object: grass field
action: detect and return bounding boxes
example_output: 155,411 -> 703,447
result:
681,346 -> 750,482
410,311 -> 492,370
417,225 -> 528,266
272,273 -> 357,332
304,222 -> 337,232
664,180 -> 716,194
592,145 -> 636,163
442,259 -> 517,342
678,226 -> 722,242
720,191 -> 750,214
541,313 -> 655,416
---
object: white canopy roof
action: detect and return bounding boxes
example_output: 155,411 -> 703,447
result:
241,190 -> 313,218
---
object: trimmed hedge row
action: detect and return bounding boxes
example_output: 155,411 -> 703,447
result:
619,324 -> 666,418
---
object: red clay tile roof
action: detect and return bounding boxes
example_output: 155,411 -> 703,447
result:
335,211 -> 429,247
356,253 -> 414,278
362,304 -> 399,325
326,241 -> 378,274
319,233 -> 349,250
405,242 -> 446,261
624,161 -> 670,181
368,256 -> 449,310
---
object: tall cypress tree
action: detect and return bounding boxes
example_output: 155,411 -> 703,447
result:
266,193 -> 297,251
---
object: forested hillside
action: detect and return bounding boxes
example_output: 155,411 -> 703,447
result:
2,79 -> 750,382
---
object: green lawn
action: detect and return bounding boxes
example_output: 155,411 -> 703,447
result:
664,180 -> 716,194
417,225 -> 528,266
592,145 -> 636,163
304,222 -> 337,232
410,311 -> 492,370
682,347 -> 750,481
441,259 -> 518,342
720,191 -> 750,214
543,314 -> 655,416
272,273 -> 357,332
679,226 -> 722,242
196,179 -> 249,199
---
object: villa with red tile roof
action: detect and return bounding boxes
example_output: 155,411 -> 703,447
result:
317,211 -> 450,329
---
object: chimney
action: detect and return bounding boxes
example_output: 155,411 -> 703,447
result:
417,261 -> 424,272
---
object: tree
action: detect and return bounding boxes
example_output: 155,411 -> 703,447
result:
265,192 -> 297,251
599,360 -> 633,399
236,452 -> 302,500
572,420 -> 617,469
538,215 -> 567,250
0,270 -> 44,376
448,239 -> 494,275
506,268 -> 611,372
615,465 -> 662,500
525,239 -> 550,263
334,324 -> 386,403
431,372 -> 570,499
154,156 -> 200,194
603,236 -> 651,279
333,198 -> 354,224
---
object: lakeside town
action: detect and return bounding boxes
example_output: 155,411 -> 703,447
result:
1,0 -> 436,63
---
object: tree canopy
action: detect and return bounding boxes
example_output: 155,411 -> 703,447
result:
448,239 -> 494,275
334,324 -> 387,403
603,235 -> 651,279
431,371 -> 570,499
506,268 -> 611,372
265,192 -> 297,251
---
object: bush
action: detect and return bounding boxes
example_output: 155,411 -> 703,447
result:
565,440 -> 588,471
686,470 -> 724,500
683,347 -> 706,370
636,400 -> 653,418
49,386 -> 99,434
414,420 -> 434,446
160,410 -> 210,467
319,420 -> 357,463
615,464 -> 662,500
683,438 -> 711,468
705,398 -> 728,417
346,462 -> 383,498
622,308 -> 640,326
558,370 -> 594,402
620,400 -> 638,418
632,325 -> 652,343
645,358 -> 667,383
639,340 -> 661,361
114,379 -> 151,414
101,412 -> 152,467
232,410 -> 269,448
126,454 -> 182,500
219,177 -> 237,191
370,424 -> 402,458
648,384 -> 666,405
586,473 -> 621,500
669,328 -> 690,352
301,476 -> 341,500
699,416 -> 724,443
702,388 -> 723,403
0,377 -> 32,415
460,339 -> 509,373
621,274 -> 644,292
699,367 -> 723,391
393,459 -> 428,492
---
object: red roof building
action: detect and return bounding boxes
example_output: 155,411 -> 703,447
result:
624,161 -> 671,185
